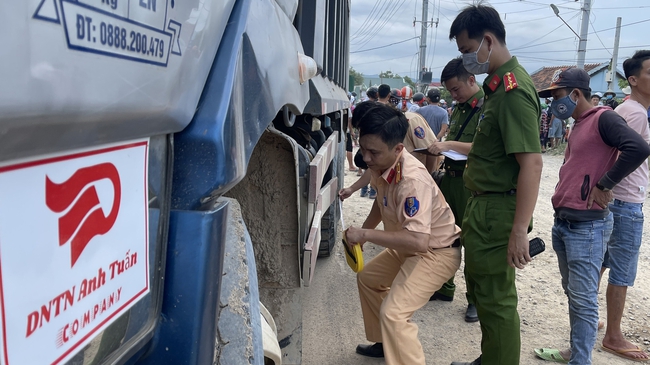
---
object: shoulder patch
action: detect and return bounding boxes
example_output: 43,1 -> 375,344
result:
395,162 -> 403,184
504,72 -> 518,92
487,74 -> 501,92
404,197 -> 420,217
414,126 -> 425,139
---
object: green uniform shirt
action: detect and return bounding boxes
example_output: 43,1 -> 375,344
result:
444,88 -> 484,172
463,57 -> 541,193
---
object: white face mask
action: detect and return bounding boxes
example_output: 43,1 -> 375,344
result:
462,37 -> 492,75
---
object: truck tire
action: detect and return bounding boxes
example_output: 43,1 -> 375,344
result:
318,134 -> 345,257
318,200 -> 339,257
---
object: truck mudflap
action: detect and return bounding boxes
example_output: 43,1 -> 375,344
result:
303,132 -> 339,287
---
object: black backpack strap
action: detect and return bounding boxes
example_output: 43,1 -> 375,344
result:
454,98 -> 484,141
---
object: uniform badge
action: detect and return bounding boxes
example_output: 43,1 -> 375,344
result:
414,126 -> 425,139
477,113 -> 485,127
395,162 -> 403,184
383,196 -> 387,206
470,98 -> 478,109
487,74 -> 501,92
504,72 -> 518,92
404,197 -> 420,217
387,168 -> 396,183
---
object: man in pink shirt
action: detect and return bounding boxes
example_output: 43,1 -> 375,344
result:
601,50 -> 650,362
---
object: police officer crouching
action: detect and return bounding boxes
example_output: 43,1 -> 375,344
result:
345,103 -> 461,365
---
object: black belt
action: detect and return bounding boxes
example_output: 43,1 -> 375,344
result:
436,238 -> 461,249
445,169 -> 464,178
471,189 -> 517,197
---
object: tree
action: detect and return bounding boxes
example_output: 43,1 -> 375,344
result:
618,77 -> 629,91
349,67 -> 364,86
404,76 -> 416,89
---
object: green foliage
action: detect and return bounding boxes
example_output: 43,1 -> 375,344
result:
379,70 -> 404,79
404,76 -> 416,88
349,67 -> 364,86
439,88 -> 452,103
618,77 -> 629,90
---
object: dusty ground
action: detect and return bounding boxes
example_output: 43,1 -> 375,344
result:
302,150 -> 650,365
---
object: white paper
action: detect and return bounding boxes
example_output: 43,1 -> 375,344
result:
441,150 -> 467,161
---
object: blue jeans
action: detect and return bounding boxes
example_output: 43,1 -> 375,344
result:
603,200 -> 644,286
552,214 -> 613,365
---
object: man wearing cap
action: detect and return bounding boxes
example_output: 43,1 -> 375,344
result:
599,50 -> 650,362
449,4 -> 543,365
604,90 -> 620,109
533,67 -> 650,365
425,57 -> 484,323
345,102 -> 461,365
417,88 -> 449,141
409,92 -> 426,112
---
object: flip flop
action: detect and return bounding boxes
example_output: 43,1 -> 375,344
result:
534,348 -> 568,363
601,344 -> 650,362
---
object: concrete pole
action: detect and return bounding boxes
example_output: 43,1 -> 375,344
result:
576,0 -> 591,69
418,0 -> 428,81
608,17 -> 622,92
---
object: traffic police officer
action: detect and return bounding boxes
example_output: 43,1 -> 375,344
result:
345,103 -> 461,365
449,5 -> 543,365
427,58 -> 484,323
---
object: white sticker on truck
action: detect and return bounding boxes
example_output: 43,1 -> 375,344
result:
0,140 -> 150,365
33,0 -> 182,66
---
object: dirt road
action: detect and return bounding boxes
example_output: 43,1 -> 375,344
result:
302,152 -> 650,365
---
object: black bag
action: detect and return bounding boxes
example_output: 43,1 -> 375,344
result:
431,170 -> 444,186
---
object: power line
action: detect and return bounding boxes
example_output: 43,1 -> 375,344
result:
353,0 -> 408,49
351,37 -> 419,53
350,0 -> 386,41
589,17 -> 612,56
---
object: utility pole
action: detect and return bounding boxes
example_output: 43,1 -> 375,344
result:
418,0 -> 428,77
576,0 -> 592,69
414,0 -> 438,91
607,17 -> 622,93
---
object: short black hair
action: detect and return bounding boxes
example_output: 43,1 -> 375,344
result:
378,84 -> 391,98
366,86 -> 378,100
441,57 -> 472,84
623,50 -> 650,80
355,102 -> 407,148
576,88 -> 591,100
449,4 -> 506,44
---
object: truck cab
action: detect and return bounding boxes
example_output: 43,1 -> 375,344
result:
0,0 -> 349,364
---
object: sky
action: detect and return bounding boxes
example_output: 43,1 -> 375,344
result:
349,0 -> 650,83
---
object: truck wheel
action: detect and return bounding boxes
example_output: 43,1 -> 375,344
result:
318,199 -> 339,257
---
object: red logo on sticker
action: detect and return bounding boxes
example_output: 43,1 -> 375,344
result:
46,163 -> 121,267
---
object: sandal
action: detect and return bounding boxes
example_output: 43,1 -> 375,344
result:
534,348 -> 568,363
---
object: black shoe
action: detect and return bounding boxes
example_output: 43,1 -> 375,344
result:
451,355 -> 481,365
355,343 -> 384,358
464,303 -> 479,323
429,292 -> 453,302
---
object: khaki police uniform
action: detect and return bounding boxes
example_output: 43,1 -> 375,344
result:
435,89 -> 484,299
403,111 -> 437,167
358,150 -> 461,365
462,57 -> 541,365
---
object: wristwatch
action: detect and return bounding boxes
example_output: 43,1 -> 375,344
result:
596,182 -> 611,192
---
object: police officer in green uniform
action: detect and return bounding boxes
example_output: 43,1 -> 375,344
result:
427,58 -> 483,324
449,5 -> 543,365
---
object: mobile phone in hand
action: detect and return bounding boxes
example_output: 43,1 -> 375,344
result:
529,237 -> 546,258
